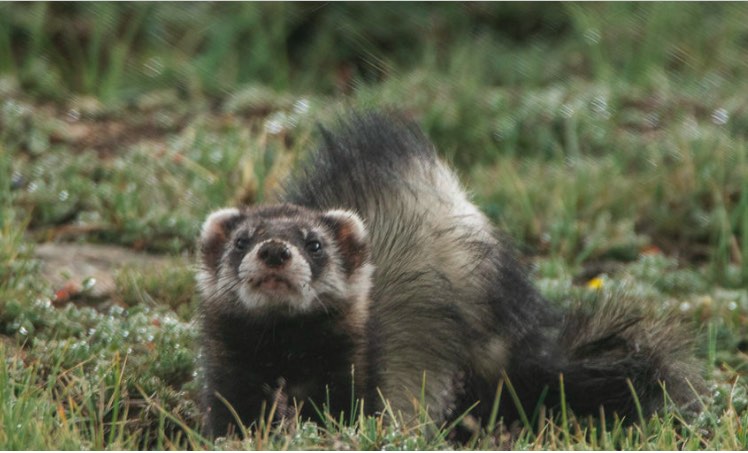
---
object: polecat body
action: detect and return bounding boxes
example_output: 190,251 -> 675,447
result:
197,204 -> 372,436
280,113 -> 704,424
198,112 -> 703,437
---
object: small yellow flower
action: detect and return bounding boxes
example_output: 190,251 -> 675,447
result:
586,276 -> 604,290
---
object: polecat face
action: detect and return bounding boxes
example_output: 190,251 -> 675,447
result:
198,204 -> 372,314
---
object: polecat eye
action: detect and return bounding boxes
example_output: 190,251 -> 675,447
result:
306,240 -> 322,254
235,237 -> 250,251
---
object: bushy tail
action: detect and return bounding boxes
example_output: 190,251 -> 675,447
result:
503,292 -> 705,424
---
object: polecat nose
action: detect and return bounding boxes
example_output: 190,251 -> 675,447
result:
258,241 -> 292,267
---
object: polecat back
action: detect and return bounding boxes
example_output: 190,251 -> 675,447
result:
281,112 -> 703,429
197,204 -> 372,437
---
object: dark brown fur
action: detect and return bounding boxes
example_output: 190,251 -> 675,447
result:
197,204 -> 371,437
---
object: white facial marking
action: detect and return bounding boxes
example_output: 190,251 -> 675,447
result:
203,212 -> 370,316
232,240 -> 313,311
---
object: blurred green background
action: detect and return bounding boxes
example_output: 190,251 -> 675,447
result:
4,2 -> 748,281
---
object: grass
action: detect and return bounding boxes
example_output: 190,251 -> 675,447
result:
1,2 -> 748,449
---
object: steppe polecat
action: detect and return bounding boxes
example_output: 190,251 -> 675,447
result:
198,112 -> 703,437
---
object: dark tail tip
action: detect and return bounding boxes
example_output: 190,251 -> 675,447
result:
502,291 -> 705,425
556,292 -> 706,421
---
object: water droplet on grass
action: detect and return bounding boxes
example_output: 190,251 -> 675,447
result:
711,108 -> 729,125
584,28 -> 601,45
67,109 -> 80,122
560,104 -> 575,118
589,96 -> 611,120
144,57 -> 164,77
265,119 -> 284,135
35,298 -> 52,309
82,277 -> 96,290
294,98 -> 311,115
590,96 -> 607,113
10,169 -> 23,185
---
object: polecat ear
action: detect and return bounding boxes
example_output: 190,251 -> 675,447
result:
320,209 -> 370,277
199,208 -> 244,277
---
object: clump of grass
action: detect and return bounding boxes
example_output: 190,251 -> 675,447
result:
0,342 -> 207,450
565,3 -> 748,86
0,3 -> 572,101
6,105 -> 307,252
0,262 -> 203,448
0,204 -> 201,449
114,261 -> 196,319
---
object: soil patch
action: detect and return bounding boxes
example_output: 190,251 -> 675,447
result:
34,242 -> 188,305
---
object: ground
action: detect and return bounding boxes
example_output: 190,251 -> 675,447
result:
1,3 -> 747,450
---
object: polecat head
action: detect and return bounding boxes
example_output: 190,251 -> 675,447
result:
197,204 -> 372,315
